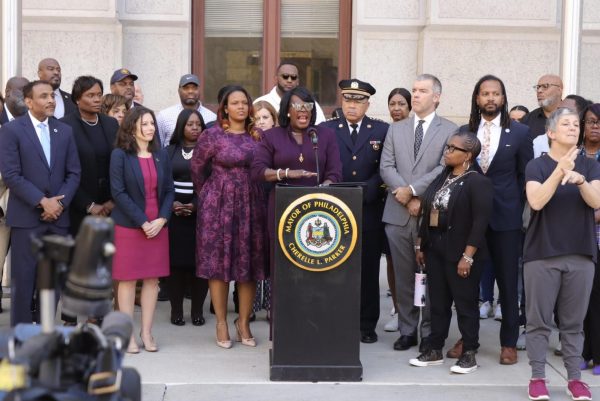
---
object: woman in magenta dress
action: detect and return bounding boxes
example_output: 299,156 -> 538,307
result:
191,85 -> 266,349
110,107 -> 174,353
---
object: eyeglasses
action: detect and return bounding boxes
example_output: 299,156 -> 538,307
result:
281,74 -> 298,81
585,119 -> 600,127
532,83 -> 561,91
290,102 -> 314,112
444,144 -> 468,153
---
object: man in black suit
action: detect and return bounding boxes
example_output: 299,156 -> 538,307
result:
37,58 -> 77,119
0,80 -> 81,326
320,79 -> 389,343
459,75 -> 533,365
0,77 -> 29,125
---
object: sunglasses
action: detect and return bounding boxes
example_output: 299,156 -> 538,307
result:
444,144 -> 468,153
290,102 -> 314,112
281,74 -> 298,81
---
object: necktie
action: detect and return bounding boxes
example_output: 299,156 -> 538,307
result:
38,122 -> 51,166
350,123 -> 358,145
480,121 -> 492,173
414,120 -> 425,160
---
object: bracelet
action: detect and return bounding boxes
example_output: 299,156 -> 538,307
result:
462,253 -> 474,266
86,202 -> 96,214
285,168 -> 290,178
276,168 -> 282,181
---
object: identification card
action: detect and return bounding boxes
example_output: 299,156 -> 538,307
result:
429,209 -> 439,227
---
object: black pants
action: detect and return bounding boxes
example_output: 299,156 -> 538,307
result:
427,230 -> 482,352
583,260 -> 600,365
360,229 -> 382,333
168,269 -> 208,320
487,228 -> 521,347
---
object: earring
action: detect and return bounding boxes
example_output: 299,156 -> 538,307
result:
287,113 -> 290,118
462,160 -> 470,169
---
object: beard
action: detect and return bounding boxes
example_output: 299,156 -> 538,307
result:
538,97 -> 555,108
480,104 -> 501,118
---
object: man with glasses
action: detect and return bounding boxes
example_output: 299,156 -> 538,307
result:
522,74 -> 563,139
380,74 -> 457,352
254,61 -> 326,124
320,79 -> 388,344
452,75 -> 532,366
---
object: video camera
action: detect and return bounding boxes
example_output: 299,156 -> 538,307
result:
0,217 -> 141,401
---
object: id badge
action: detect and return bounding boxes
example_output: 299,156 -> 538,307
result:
429,209 -> 439,227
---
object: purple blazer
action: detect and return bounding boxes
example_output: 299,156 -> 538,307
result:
251,125 -> 343,236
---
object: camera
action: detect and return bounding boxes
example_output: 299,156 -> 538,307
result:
0,217 -> 141,401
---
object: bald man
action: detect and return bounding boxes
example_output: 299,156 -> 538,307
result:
37,58 -> 76,118
521,74 -> 563,139
0,77 -> 29,125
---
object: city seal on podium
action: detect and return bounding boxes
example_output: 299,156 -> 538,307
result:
278,193 -> 358,272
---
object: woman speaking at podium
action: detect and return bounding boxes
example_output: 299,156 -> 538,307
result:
251,86 -> 342,240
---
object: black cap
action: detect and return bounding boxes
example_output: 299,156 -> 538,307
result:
339,79 -> 376,97
179,74 -> 200,87
110,68 -> 138,84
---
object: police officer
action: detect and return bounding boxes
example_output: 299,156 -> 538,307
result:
320,79 -> 389,343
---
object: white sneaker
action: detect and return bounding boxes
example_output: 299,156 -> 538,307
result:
384,314 -> 399,332
479,301 -> 493,319
389,306 -> 396,316
494,304 -> 503,321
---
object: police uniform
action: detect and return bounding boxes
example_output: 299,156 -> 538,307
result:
319,79 -> 389,343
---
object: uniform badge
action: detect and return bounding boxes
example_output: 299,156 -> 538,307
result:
351,81 -> 359,89
370,140 -> 381,150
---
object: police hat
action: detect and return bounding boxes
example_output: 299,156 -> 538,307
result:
339,79 -> 376,98
110,68 -> 138,84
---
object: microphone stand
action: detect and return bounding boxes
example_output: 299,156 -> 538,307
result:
309,128 -> 320,186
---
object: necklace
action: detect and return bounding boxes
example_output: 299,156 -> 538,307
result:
181,146 -> 193,160
291,131 -> 304,162
81,115 -> 99,126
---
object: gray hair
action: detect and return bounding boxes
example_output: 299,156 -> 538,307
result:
546,107 -> 579,132
415,73 -> 442,95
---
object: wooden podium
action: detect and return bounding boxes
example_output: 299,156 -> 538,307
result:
270,185 -> 363,382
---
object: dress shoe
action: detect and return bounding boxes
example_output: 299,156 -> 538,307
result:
446,339 -> 463,359
171,316 -> 185,326
126,337 -> 140,354
499,346 -> 517,365
140,332 -> 158,352
360,331 -> 378,344
192,316 -> 205,326
419,337 -> 432,353
393,335 -> 418,351
234,318 -> 256,347
216,322 -> 232,349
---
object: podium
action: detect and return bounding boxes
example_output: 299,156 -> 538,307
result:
270,185 -> 363,382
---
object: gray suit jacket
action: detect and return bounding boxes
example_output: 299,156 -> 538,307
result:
380,114 -> 457,226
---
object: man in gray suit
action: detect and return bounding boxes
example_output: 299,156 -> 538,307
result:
380,74 -> 457,352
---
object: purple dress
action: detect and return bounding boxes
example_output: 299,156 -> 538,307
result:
113,157 -> 170,280
191,127 -> 267,282
250,125 -> 343,238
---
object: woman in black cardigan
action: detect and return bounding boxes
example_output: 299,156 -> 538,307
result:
409,131 -> 493,374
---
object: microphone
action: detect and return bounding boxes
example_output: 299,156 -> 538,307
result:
101,311 -> 134,350
307,127 -> 320,186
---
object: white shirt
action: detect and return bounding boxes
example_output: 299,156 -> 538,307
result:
28,111 -> 50,143
533,134 -> 550,158
346,119 -> 363,136
253,86 -> 326,124
3,105 -> 15,122
413,111 -> 436,140
156,103 -> 217,146
53,89 -> 65,119
476,114 -> 502,165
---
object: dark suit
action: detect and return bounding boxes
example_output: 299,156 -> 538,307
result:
320,115 -> 388,334
0,114 -> 81,325
109,148 -> 174,229
459,120 -> 533,348
58,89 -> 77,118
61,111 -> 119,234
419,171 -> 493,351
0,105 -> 10,125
